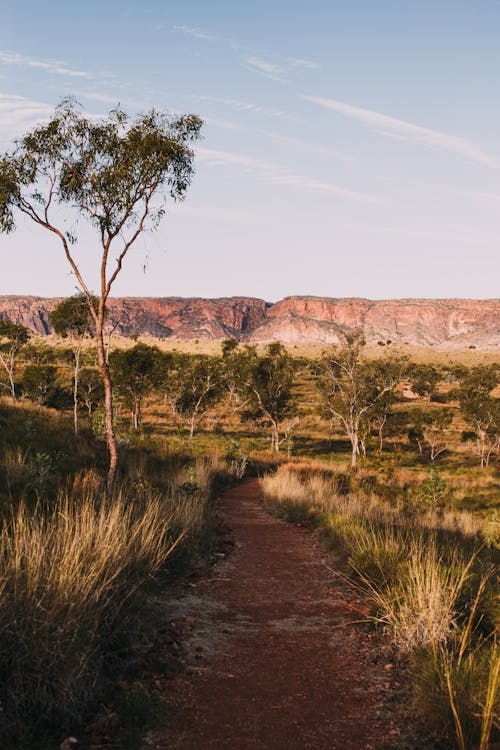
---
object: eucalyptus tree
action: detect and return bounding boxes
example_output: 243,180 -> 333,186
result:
78,367 -> 104,428
455,366 -> 500,468
0,318 -> 30,399
408,407 -> 454,462
0,99 -> 202,493
316,332 -> 405,469
50,292 -> 97,435
109,343 -> 161,431
244,342 -> 302,452
176,355 -> 223,439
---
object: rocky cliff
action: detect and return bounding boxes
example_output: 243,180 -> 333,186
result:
0,295 -> 498,348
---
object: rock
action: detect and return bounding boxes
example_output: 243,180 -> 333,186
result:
0,294 -> 498,348
60,738 -> 79,750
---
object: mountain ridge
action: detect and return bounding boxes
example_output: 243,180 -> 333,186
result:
0,295 -> 498,348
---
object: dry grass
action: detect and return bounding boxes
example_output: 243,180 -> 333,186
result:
0,456 -> 230,746
261,464 -> 499,747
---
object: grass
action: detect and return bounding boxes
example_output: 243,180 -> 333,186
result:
0,399 -> 235,748
262,463 -> 499,749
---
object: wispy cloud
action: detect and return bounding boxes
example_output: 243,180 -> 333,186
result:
170,24 -> 219,41
244,56 -> 288,83
0,92 -> 53,142
0,50 -> 113,80
196,146 -> 380,203
302,94 -> 500,167
187,94 -> 292,120
197,147 -> 276,173
286,57 -> 321,70
244,55 -> 320,83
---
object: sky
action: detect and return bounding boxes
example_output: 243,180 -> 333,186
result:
1,0 -> 500,301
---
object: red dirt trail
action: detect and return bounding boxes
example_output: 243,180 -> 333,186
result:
154,478 -> 404,750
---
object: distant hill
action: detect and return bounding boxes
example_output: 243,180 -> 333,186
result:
0,295 -> 499,349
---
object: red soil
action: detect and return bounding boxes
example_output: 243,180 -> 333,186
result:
153,479 -> 406,749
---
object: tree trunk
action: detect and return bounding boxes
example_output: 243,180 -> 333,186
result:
271,422 -> 280,452
96,317 -> 118,496
73,344 -> 81,436
133,396 -> 141,430
350,431 -> 359,470
8,366 -> 15,401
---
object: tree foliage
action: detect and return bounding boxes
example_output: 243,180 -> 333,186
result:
0,99 -> 202,493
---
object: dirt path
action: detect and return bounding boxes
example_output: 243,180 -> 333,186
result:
152,479 -> 406,750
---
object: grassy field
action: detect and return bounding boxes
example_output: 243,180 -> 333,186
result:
0,335 -> 498,748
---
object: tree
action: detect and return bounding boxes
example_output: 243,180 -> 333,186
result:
50,293 -> 97,435
408,363 -> 441,401
175,356 -> 223,439
109,343 -> 161,430
78,367 -> 104,428
455,366 -> 500,468
220,339 -> 253,414
316,332 -> 404,469
0,318 -> 30,399
409,407 -> 453,462
154,351 -> 187,425
21,363 -> 57,407
0,99 -> 202,494
244,343 -> 302,452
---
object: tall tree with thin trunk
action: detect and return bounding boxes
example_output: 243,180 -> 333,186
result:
50,292 -> 97,435
316,332 -> 405,469
245,343 -> 302,452
0,99 -> 202,494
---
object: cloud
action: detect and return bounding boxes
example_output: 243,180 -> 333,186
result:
196,146 -> 380,203
286,57 -> 321,70
302,94 -> 500,167
0,50 -> 112,80
0,92 -> 52,140
170,25 -> 219,41
244,56 -> 288,82
244,55 -> 321,83
269,174 -> 382,203
197,147 -> 276,173
187,94 -> 292,120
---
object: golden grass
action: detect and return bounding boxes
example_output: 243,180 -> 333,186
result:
0,455 -> 230,744
261,464 -> 499,747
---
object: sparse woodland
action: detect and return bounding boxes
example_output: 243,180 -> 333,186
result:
0,101 -> 498,750
0,314 -> 499,748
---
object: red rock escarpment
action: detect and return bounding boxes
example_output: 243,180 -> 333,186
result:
0,295 -> 498,348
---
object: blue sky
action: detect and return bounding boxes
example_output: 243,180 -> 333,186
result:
1,0 -> 499,300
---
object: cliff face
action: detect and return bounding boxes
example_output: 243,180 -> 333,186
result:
0,295 -> 498,348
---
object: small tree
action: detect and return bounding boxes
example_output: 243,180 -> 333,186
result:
244,343 -> 302,452
110,343 -> 161,430
316,333 -> 404,469
50,293 -> 97,435
408,363 -> 441,401
175,356 -> 223,439
78,367 -> 104,428
455,367 -> 500,468
21,364 -> 58,407
409,407 -> 453,462
0,99 -> 202,494
0,318 -> 30,399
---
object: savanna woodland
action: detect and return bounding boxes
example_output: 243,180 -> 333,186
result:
0,102 -> 498,749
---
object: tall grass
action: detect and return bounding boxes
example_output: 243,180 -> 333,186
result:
262,463 -> 499,748
0,456 -> 230,746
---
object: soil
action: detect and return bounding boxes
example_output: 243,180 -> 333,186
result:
143,478 -> 410,750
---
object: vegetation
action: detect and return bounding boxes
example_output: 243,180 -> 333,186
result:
0,397 -> 234,747
0,316 -> 497,747
0,99 -> 203,493
262,463 -> 499,749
